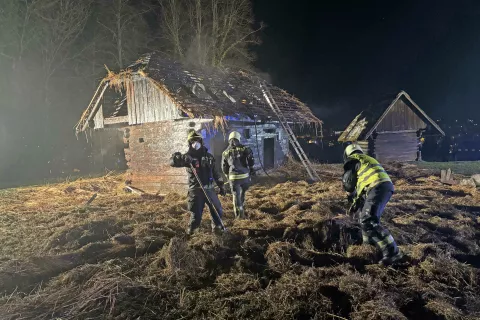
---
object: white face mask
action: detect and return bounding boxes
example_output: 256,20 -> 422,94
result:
191,141 -> 201,150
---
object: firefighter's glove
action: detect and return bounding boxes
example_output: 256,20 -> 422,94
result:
347,193 -> 355,205
347,191 -> 356,204
183,154 -> 193,165
218,186 -> 226,196
249,167 -> 256,176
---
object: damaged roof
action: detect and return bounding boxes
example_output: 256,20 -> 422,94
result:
76,52 -> 321,132
338,91 -> 445,142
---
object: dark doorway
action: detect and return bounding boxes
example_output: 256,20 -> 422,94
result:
91,129 -> 127,172
264,138 -> 275,169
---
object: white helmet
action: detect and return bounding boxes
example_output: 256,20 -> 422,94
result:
344,144 -> 364,158
228,131 -> 241,141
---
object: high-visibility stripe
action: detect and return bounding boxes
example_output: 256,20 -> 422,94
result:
376,235 -> 394,249
229,173 -> 249,180
358,163 -> 382,177
360,167 -> 387,183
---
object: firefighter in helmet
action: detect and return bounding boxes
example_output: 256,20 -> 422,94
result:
342,143 -> 403,266
170,130 -> 226,235
222,131 -> 255,219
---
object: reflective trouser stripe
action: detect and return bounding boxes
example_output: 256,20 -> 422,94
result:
374,235 -> 394,249
229,173 -> 249,180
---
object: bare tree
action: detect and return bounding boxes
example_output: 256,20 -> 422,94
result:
0,0 -> 41,67
33,0 -> 92,100
157,0 -> 187,60
156,0 -> 263,68
208,0 -> 263,67
96,0 -> 150,70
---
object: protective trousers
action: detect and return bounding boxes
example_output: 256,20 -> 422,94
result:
187,188 -> 224,233
229,177 -> 250,219
358,181 -> 399,258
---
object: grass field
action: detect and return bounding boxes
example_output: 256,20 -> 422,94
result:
0,161 -> 478,319
413,161 -> 480,176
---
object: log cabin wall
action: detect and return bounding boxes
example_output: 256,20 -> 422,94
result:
123,120 -> 290,194
374,131 -> 418,162
124,119 -> 212,194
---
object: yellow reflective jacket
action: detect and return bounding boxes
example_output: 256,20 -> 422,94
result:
348,153 -> 392,199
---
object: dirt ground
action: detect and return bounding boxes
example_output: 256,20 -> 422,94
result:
0,161 -> 479,319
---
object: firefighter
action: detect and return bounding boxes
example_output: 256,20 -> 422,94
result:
342,144 -> 403,266
170,130 -> 227,235
416,137 -> 425,161
222,131 -> 255,219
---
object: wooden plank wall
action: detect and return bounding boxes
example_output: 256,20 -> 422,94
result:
376,99 -> 427,132
128,78 -> 181,125
374,132 -> 418,162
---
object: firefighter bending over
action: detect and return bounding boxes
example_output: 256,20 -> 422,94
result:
342,144 -> 403,266
222,131 -> 255,219
170,130 -> 226,235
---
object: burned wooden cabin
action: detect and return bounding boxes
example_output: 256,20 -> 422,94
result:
337,91 -> 445,162
75,52 -> 321,193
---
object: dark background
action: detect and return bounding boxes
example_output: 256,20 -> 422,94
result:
253,0 -> 480,127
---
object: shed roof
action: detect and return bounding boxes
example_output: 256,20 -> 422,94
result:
338,91 -> 445,142
76,52 -> 321,133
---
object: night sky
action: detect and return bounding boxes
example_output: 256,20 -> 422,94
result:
252,0 -> 480,127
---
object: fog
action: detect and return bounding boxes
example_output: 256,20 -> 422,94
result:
0,0 -> 261,189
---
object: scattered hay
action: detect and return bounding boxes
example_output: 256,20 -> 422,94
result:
350,299 -> 407,320
424,298 -> 465,320
410,254 -> 478,291
161,237 -> 209,277
265,242 -> 296,274
214,272 -> 261,295
0,163 -> 479,319
262,270 -> 334,319
403,243 -> 442,261
346,245 -> 378,264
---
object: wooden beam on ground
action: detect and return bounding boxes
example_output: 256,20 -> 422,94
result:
440,168 -> 458,185
124,185 -> 146,195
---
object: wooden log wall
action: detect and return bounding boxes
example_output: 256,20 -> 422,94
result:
374,132 -> 418,162
123,119 -> 290,193
124,119 -> 211,194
